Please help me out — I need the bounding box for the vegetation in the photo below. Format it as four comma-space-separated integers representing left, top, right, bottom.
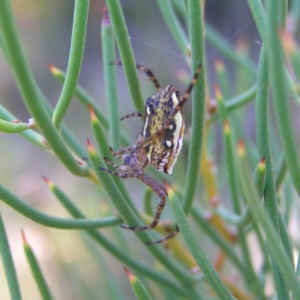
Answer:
1, 0, 300, 299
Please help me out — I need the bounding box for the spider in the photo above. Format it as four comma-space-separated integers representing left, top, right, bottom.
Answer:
100, 62, 201, 244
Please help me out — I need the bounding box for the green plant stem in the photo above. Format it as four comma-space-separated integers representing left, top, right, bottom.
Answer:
0, 105, 49, 150
210, 84, 257, 122
102, 9, 120, 149
283, 176, 294, 225
82, 237, 126, 300
262, 2, 300, 197
38, 84, 93, 167
278, 213, 293, 267
22, 232, 53, 300
0, 0, 90, 177
52, 0, 89, 129
247, 0, 300, 107
247, 0, 267, 41
215, 158, 266, 228
237, 155, 300, 299
52, 169, 194, 299
90, 108, 139, 216
105, 0, 144, 112
168, 189, 234, 300
226, 84, 257, 111
214, 206, 250, 227
49, 64, 132, 147
190, 207, 246, 276
296, 253, 300, 278
223, 123, 263, 297
156, 0, 189, 59
87, 143, 200, 287
275, 154, 287, 191
205, 23, 257, 76
143, 188, 153, 217
0, 213, 22, 300
183, 0, 206, 213
0, 119, 32, 133
255, 46, 289, 298
0, 184, 121, 229
125, 268, 153, 300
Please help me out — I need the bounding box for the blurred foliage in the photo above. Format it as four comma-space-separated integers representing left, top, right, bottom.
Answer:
1, 0, 300, 299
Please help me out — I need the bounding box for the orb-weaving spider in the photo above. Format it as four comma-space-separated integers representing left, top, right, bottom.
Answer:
100, 62, 201, 244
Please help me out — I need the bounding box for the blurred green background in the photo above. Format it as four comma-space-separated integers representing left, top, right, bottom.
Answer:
1, 0, 298, 299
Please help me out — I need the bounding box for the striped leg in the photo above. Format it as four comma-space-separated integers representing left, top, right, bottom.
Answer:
111, 61, 161, 90
121, 174, 167, 231
100, 167, 136, 179
103, 157, 131, 172
146, 225, 180, 245
136, 64, 161, 90
120, 112, 144, 121
109, 146, 133, 158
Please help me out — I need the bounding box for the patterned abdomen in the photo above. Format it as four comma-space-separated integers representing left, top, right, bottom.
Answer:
142, 85, 185, 174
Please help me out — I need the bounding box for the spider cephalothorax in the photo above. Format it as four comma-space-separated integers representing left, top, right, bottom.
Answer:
100, 63, 201, 244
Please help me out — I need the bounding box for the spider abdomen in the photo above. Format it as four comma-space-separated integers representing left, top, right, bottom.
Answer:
143, 85, 185, 174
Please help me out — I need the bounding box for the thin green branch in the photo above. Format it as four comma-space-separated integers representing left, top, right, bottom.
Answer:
210, 84, 257, 122
278, 213, 293, 267
0, 0, 90, 177
183, 0, 206, 213
89, 106, 139, 216
105, 0, 144, 112
143, 188, 154, 217
22, 231, 53, 300
0, 118, 33, 133
237, 154, 300, 299
226, 84, 257, 111
0, 105, 49, 150
223, 121, 263, 297
275, 154, 287, 191
52, 0, 90, 129
0, 213, 22, 300
251, 0, 300, 197
102, 7, 120, 149
156, 0, 189, 59
0, 183, 121, 229
87, 141, 201, 287
48, 64, 132, 146
247, 0, 300, 106
190, 207, 246, 276
205, 23, 257, 76
247, 0, 267, 41
125, 268, 153, 300
53, 182, 193, 299
167, 187, 234, 300
256, 45, 289, 298
214, 157, 266, 229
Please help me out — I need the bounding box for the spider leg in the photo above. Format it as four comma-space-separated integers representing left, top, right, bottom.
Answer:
120, 112, 145, 121
168, 64, 202, 120
136, 64, 161, 90
110, 60, 161, 90
109, 146, 133, 158
146, 225, 180, 245
103, 157, 131, 172
120, 174, 167, 231
100, 167, 136, 179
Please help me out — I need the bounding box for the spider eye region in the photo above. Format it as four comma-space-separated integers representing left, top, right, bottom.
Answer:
142, 86, 185, 175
